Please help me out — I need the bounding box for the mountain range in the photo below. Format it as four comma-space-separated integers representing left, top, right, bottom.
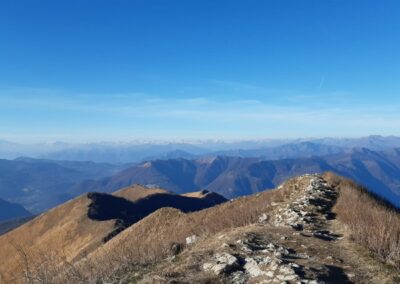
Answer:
1, 137, 400, 221
1, 135, 400, 163
70, 148, 400, 207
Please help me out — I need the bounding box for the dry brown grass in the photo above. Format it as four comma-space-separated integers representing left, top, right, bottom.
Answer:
30, 173, 400, 283
325, 172, 400, 269
53, 176, 310, 282
2, 184, 258, 283
15, 173, 400, 283
0, 195, 116, 283
6, 176, 304, 283
113, 185, 169, 201
0, 185, 187, 283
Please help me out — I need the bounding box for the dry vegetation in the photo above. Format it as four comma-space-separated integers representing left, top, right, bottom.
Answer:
0, 195, 116, 283
113, 185, 169, 201
9, 177, 306, 283
6, 174, 400, 283
0, 185, 194, 283
326, 172, 400, 268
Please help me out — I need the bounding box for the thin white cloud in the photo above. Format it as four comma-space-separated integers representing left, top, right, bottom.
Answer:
1, 87, 400, 140
210, 79, 280, 93
317, 76, 325, 91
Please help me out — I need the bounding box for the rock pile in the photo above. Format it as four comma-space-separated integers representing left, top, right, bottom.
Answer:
273, 175, 338, 235
203, 234, 319, 283
202, 175, 344, 283
203, 253, 240, 275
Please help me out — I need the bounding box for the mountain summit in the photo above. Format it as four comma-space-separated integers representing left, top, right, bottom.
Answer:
0, 173, 399, 283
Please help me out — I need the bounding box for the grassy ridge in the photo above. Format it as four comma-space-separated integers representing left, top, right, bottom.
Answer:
326, 172, 400, 268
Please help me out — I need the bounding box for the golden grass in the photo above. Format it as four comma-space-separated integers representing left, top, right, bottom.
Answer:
113, 185, 169, 201
325, 172, 400, 268
0, 185, 232, 283
181, 191, 209, 198
56, 176, 310, 282
77, 173, 400, 282
6, 179, 294, 283
0, 195, 115, 283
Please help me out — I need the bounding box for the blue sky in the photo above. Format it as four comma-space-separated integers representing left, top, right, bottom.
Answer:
1, 0, 400, 142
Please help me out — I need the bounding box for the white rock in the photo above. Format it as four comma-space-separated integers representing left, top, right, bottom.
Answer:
203, 263, 213, 270
284, 274, 297, 281
215, 253, 238, 265
185, 235, 197, 245
279, 265, 294, 275
244, 258, 264, 277
203, 253, 239, 275
259, 213, 269, 223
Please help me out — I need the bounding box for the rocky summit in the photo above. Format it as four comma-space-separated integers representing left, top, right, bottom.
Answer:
137, 174, 399, 284
200, 175, 345, 283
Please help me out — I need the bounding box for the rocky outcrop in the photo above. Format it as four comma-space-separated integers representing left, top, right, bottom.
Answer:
272, 175, 338, 230
203, 253, 240, 275
200, 175, 351, 283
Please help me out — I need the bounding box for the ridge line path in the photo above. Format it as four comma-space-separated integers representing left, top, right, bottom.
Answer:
139, 174, 397, 284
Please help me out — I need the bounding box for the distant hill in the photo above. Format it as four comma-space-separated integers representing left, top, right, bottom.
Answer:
0, 198, 31, 222
2, 141, 400, 214
0, 158, 128, 213
41, 143, 206, 163
71, 148, 400, 207
313, 135, 400, 151
0, 136, 399, 163
213, 141, 343, 160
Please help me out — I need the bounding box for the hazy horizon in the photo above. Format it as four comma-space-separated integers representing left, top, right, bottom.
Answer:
1, 134, 400, 146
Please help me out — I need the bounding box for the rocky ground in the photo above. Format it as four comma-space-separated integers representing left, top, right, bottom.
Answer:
130, 174, 398, 284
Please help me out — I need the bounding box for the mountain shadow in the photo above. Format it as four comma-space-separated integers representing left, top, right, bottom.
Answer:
87, 190, 227, 241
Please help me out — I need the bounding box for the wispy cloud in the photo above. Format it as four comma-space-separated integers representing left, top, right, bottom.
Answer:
317, 76, 325, 92
1, 86, 399, 141
210, 79, 281, 94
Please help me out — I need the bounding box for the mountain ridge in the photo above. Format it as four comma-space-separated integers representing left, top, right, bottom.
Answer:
0, 185, 226, 282
70, 148, 400, 207
7, 173, 398, 283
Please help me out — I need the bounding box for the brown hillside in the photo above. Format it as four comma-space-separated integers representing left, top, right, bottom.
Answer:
0, 195, 115, 283
51, 174, 400, 284
113, 185, 169, 201
181, 189, 210, 198
2, 174, 400, 283
0, 185, 225, 283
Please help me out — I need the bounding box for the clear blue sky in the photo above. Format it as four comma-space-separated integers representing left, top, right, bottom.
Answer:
1, 0, 400, 142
